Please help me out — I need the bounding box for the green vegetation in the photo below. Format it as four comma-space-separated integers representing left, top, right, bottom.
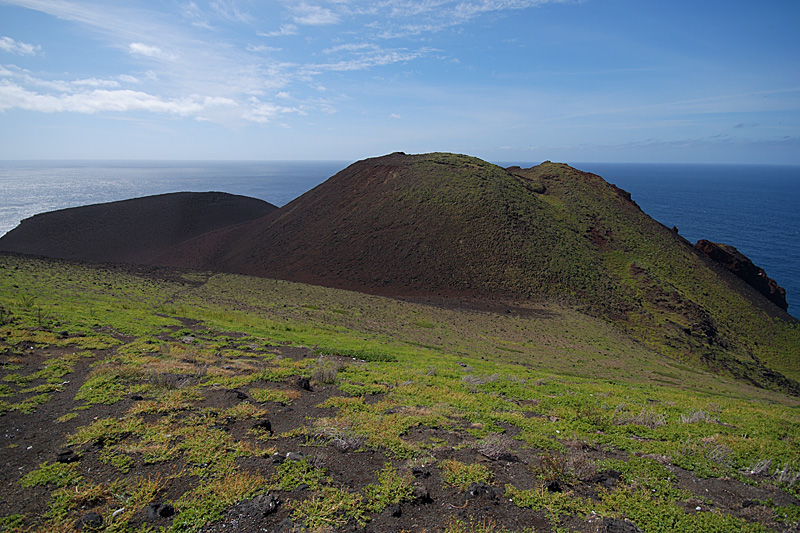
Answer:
0, 253, 798, 532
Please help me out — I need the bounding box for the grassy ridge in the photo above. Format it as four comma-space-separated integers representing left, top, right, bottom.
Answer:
1, 253, 799, 532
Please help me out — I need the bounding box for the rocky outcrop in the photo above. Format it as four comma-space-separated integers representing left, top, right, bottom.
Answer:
695, 239, 788, 310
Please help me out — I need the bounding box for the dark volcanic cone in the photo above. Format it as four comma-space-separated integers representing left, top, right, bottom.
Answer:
157, 152, 799, 394
0, 192, 276, 264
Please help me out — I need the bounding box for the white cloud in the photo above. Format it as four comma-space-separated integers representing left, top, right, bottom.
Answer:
243, 97, 303, 123
291, 2, 339, 26
258, 24, 298, 37
210, 0, 252, 23
309, 48, 428, 72
72, 77, 120, 88
390, 113, 401, 119
0, 80, 235, 116
180, 1, 213, 29
0, 36, 42, 56
247, 44, 282, 53
129, 42, 177, 61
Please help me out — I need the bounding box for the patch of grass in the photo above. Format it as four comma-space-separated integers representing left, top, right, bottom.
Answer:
440, 459, 493, 491
9, 393, 52, 414
99, 448, 134, 474
68, 416, 143, 447
0, 514, 24, 531
444, 516, 533, 533
74, 369, 133, 406
291, 486, 367, 531
270, 458, 330, 492
248, 387, 300, 404
310, 355, 345, 384
363, 463, 414, 512
599, 486, 766, 532
506, 484, 590, 522
171, 472, 268, 533
20, 462, 83, 488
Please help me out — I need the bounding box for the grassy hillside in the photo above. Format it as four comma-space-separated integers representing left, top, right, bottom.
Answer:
1, 254, 798, 532
160, 153, 800, 395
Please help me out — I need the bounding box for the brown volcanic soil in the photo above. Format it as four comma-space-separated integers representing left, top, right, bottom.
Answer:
2, 312, 797, 533
0, 192, 276, 265
154, 153, 608, 300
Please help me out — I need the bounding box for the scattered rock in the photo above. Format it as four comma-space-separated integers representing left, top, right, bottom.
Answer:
145, 503, 174, 520
252, 419, 272, 433
129, 394, 144, 401
56, 450, 80, 463
389, 503, 402, 517
412, 484, 433, 504
546, 480, 562, 493
588, 469, 622, 488
272, 518, 306, 532
75, 511, 103, 530
411, 466, 431, 478
234, 390, 248, 400
243, 493, 279, 516
297, 377, 312, 391
602, 517, 643, 533
466, 482, 503, 500
285, 452, 304, 462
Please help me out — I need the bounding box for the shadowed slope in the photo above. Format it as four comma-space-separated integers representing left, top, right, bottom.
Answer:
0, 192, 276, 265
159, 152, 800, 393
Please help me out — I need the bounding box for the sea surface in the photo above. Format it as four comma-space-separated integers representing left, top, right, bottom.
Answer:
0, 160, 798, 316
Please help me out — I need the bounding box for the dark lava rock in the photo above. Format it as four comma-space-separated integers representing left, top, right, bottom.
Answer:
253, 419, 272, 433
244, 493, 279, 516
412, 484, 433, 504
297, 377, 312, 391
57, 450, 80, 463
546, 480, 562, 493
145, 503, 174, 520
129, 394, 144, 401
75, 511, 103, 530
411, 466, 431, 478
695, 239, 788, 310
272, 518, 306, 532
466, 482, 503, 500
285, 451, 304, 462
588, 469, 622, 487
603, 517, 643, 533
389, 503, 402, 517
234, 390, 248, 400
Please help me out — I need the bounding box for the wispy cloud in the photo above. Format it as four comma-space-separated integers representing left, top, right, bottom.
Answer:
291, 2, 339, 26
210, 0, 253, 23
0, 36, 42, 56
0, 79, 233, 115
258, 24, 298, 37
128, 42, 177, 61
0, 0, 562, 128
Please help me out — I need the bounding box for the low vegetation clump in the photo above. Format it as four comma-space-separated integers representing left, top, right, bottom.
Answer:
0, 253, 798, 532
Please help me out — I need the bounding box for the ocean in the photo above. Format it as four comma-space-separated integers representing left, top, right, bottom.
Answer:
1, 160, 798, 316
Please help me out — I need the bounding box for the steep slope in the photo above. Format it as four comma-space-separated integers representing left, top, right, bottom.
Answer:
0, 192, 276, 265
159, 152, 800, 393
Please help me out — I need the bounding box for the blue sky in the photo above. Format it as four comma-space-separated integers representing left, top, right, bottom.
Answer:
0, 0, 798, 163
